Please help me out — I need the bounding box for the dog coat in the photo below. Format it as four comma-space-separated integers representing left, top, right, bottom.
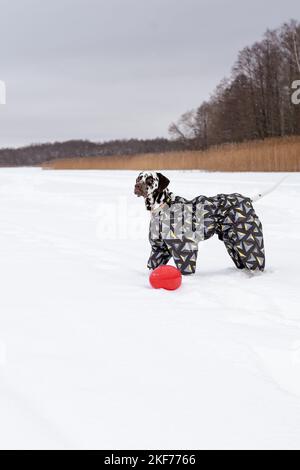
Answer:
148, 193, 265, 275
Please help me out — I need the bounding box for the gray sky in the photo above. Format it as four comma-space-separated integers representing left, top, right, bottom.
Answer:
0, 0, 298, 148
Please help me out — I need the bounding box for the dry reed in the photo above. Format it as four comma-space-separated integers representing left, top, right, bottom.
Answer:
43, 136, 300, 172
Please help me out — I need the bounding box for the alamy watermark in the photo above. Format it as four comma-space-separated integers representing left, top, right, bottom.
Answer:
291, 80, 300, 105
0, 340, 7, 367
96, 198, 205, 242
0, 80, 6, 104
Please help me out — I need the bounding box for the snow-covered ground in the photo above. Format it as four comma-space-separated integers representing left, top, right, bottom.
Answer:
0, 168, 300, 450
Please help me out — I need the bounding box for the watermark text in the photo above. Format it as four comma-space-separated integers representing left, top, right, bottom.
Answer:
291, 80, 300, 105
0, 80, 6, 104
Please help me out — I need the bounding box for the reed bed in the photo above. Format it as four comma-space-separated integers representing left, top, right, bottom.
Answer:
43, 136, 300, 171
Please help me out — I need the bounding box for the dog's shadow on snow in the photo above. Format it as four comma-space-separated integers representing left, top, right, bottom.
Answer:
197, 267, 242, 277
132, 266, 268, 286
188, 267, 266, 280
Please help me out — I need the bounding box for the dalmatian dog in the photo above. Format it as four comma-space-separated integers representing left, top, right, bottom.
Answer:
134, 171, 265, 275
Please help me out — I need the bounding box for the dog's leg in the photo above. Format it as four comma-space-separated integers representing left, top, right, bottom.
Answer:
147, 242, 172, 270
242, 213, 265, 272
221, 199, 265, 272
222, 239, 246, 270
165, 239, 198, 275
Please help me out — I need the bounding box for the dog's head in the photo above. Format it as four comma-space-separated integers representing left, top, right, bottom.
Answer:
134, 171, 170, 199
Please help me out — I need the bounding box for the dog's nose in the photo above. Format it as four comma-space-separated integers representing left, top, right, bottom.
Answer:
134, 183, 144, 196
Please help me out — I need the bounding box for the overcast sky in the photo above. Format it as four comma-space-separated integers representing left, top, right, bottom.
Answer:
0, 0, 298, 148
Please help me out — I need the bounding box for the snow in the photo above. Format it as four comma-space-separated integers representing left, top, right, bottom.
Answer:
0, 168, 300, 450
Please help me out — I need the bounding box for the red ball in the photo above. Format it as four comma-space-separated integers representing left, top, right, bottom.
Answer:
149, 265, 182, 291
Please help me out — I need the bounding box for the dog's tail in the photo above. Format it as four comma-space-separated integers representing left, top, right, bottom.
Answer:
251, 175, 288, 203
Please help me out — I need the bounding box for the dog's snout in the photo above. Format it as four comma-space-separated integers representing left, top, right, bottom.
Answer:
134, 182, 145, 196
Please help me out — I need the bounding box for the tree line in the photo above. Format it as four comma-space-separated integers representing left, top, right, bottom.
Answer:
0, 138, 183, 167
169, 20, 300, 149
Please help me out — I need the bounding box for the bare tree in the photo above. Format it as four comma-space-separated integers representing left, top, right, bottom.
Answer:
169, 110, 199, 147
293, 30, 300, 73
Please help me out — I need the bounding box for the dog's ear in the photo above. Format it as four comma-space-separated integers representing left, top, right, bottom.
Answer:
157, 173, 170, 192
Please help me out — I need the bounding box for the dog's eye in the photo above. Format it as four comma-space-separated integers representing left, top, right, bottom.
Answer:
146, 176, 154, 185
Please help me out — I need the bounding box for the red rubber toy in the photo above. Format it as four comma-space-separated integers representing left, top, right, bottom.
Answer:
149, 265, 182, 291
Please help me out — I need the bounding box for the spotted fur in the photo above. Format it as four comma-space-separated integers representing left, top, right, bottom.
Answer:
134, 172, 171, 211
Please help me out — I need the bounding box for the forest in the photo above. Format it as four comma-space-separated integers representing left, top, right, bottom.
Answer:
169, 20, 300, 149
